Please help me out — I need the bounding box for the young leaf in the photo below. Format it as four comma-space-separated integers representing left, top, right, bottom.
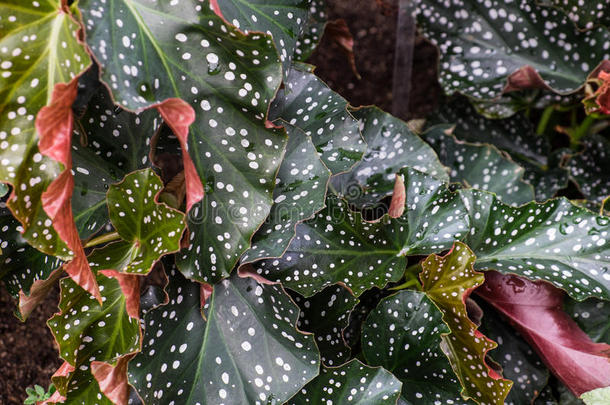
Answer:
333, 106, 448, 207
477, 300, 550, 405
0, 0, 90, 258
288, 359, 402, 404
270, 63, 365, 174
422, 125, 535, 206
129, 267, 320, 404
564, 297, 610, 344
567, 135, 610, 204
460, 189, 610, 301
87, 169, 185, 275
241, 123, 331, 264
581, 387, 610, 405
79, 0, 288, 283
412, 0, 610, 99
212, 0, 309, 78
72, 82, 161, 239
477, 271, 610, 397
361, 289, 468, 404
421, 242, 513, 405
293, 284, 358, 366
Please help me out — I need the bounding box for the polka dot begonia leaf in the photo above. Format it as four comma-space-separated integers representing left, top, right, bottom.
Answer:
294, 0, 326, 62
332, 106, 448, 208
420, 243, 513, 405
0, 206, 63, 299
78, 0, 288, 284
361, 289, 471, 404
254, 167, 468, 297
87, 169, 185, 275
270, 63, 365, 174
564, 296, 610, 344
47, 272, 140, 401
477, 300, 549, 405
213, 0, 309, 78
541, 0, 610, 30
460, 189, 610, 301
0, 0, 91, 258
288, 359, 402, 405
240, 122, 331, 265
0, 182, 7, 198
72, 81, 162, 240
293, 284, 358, 366
567, 134, 610, 204
128, 267, 320, 404
422, 125, 535, 206
431, 100, 568, 200
253, 194, 407, 297
412, 0, 610, 99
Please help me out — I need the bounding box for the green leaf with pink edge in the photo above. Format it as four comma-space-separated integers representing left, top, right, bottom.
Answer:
420, 242, 513, 405
87, 169, 185, 275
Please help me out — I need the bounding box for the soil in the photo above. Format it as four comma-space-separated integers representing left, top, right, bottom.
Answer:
0, 287, 61, 404
0, 1, 442, 403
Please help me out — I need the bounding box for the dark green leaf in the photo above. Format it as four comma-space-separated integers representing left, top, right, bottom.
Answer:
0, 183, 7, 198
215, 0, 309, 78
412, 0, 610, 98
288, 359, 402, 404
293, 284, 358, 366
129, 267, 320, 404
564, 297, 610, 344
270, 63, 365, 174
421, 242, 513, 404
88, 169, 185, 275
362, 289, 468, 404
333, 106, 448, 207
541, 0, 610, 30
241, 123, 330, 264
422, 125, 535, 206
567, 135, 610, 204
294, 0, 326, 61
461, 189, 610, 301
72, 81, 160, 239
80, 0, 288, 283
478, 300, 550, 405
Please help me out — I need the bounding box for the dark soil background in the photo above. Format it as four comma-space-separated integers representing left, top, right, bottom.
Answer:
0, 0, 441, 403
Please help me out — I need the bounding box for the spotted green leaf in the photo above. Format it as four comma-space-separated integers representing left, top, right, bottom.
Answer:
53, 368, 113, 405
215, 0, 309, 77
0, 205, 62, 298
477, 300, 550, 405
460, 189, 610, 301
79, 0, 288, 283
422, 125, 535, 206
270, 63, 365, 174
0, 0, 91, 258
565, 297, 610, 344
47, 273, 140, 397
412, 0, 610, 99
241, 123, 330, 264
421, 243, 513, 405
253, 194, 405, 297
87, 169, 185, 275
362, 290, 469, 404
293, 284, 358, 366
288, 359, 402, 404
255, 168, 468, 297
567, 135, 610, 204
541, 0, 610, 30
72, 79, 161, 239
333, 106, 448, 207
0, 182, 7, 198
294, 0, 326, 61
129, 266, 320, 404
432, 100, 568, 200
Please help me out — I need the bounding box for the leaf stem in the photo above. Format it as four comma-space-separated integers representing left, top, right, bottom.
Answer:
84, 231, 121, 248
536, 105, 554, 135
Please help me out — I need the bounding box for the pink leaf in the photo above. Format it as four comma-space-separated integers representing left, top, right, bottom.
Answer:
477, 271, 610, 396
91, 355, 135, 405
36, 79, 100, 303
